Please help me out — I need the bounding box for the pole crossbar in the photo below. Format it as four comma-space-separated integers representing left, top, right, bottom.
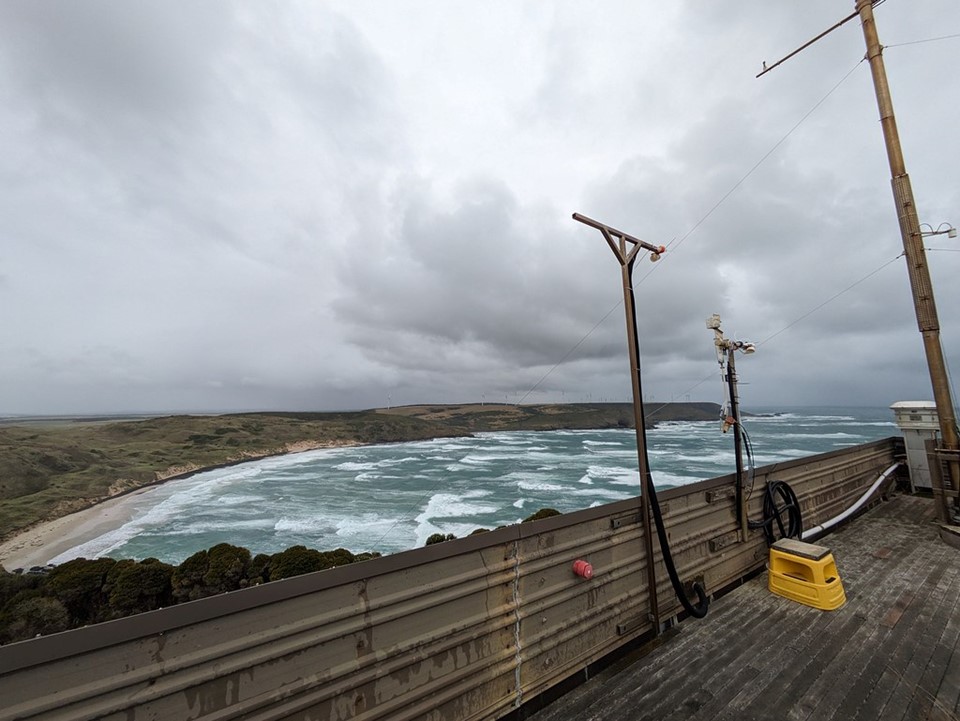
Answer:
572, 213, 665, 255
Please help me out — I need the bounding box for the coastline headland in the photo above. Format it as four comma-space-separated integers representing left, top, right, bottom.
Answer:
0, 402, 719, 569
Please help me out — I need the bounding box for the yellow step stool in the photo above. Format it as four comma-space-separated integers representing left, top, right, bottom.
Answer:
768, 538, 846, 611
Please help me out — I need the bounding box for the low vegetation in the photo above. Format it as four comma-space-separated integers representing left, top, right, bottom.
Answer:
0, 543, 381, 644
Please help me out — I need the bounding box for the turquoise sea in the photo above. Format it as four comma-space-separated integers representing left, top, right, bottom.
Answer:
50, 406, 900, 565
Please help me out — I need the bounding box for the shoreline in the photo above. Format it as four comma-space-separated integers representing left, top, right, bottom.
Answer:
0, 439, 363, 571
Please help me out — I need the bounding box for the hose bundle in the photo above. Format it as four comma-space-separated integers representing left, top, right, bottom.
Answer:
748, 480, 803, 545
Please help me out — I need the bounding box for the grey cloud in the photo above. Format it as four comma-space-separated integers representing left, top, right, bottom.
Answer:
2, 0, 956, 414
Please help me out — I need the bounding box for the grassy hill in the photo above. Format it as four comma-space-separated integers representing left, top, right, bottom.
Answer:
0, 402, 718, 539
381, 401, 720, 431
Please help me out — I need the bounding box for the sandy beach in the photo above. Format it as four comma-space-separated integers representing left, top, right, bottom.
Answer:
0, 438, 363, 571
0, 487, 155, 570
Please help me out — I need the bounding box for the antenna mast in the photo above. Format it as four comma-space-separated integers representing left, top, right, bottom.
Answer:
759, 0, 959, 523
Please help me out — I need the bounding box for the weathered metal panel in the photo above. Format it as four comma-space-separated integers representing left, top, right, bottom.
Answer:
0, 438, 901, 721
515, 514, 650, 702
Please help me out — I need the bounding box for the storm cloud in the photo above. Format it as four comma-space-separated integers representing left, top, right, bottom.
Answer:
2, 1, 957, 414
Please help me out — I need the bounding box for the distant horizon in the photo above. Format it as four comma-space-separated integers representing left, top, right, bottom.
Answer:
0, 400, 922, 421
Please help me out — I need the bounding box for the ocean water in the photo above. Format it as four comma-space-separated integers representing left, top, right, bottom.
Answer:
50, 406, 900, 565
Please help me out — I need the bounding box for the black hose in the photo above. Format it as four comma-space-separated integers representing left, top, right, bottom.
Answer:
747, 480, 803, 545
646, 474, 710, 619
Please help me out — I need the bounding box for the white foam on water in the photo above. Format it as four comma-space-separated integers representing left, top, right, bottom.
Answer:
458, 454, 494, 466
651, 470, 703, 487
513, 498, 526, 508
777, 432, 862, 439
578, 474, 593, 484
432, 442, 476, 452
516, 480, 565, 492
274, 516, 338, 535
418, 491, 500, 520
585, 465, 639, 486
571, 488, 632, 499
170, 519, 275, 535
217, 494, 266, 506
334, 461, 378, 471
336, 513, 403, 538
49, 471, 249, 563
583, 440, 623, 447
674, 450, 736, 463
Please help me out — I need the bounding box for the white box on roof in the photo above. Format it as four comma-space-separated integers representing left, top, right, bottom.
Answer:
890, 401, 939, 491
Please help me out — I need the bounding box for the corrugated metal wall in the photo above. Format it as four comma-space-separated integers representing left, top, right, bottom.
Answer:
0, 438, 901, 721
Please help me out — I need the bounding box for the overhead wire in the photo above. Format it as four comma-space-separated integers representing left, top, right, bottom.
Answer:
758, 254, 903, 347
515, 57, 868, 408
885, 32, 960, 48
368, 35, 912, 553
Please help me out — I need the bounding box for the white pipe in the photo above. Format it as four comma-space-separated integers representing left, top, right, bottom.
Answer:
801, 462, 901, 540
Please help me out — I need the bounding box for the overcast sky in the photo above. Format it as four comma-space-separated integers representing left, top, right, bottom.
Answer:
2, 1, 958, 415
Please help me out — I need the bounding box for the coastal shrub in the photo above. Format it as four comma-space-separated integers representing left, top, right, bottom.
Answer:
0, 567, 42, 608
246, 553, 272, 585
104, 559, 174, 617
316, 548, 355, 570
522, 508, 561, 523
169, 543, 256, 601
0, 542, 378, 644
171, 550, 210, 602
46, 557, 118, 625
0, 592, 70, 643
204, 544, 251, 594
268, 546, 325, 580
425, 533, 456, 545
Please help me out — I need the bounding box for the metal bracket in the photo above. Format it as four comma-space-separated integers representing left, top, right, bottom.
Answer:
616, 615, 648, 636
706, 487, 736, 503
709, 533, 739, 552
611, 513, 641, 529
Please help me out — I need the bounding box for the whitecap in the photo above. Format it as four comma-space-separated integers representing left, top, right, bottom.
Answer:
517, 480, 565, 492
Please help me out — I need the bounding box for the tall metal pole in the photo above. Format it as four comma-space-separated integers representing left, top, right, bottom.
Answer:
620, 253, 661, 630
573, 212, 664, 632
856, 0, 959, 522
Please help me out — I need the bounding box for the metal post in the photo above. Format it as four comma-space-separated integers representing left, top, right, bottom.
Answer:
856, 0, 960, 522
572, 212, 663, 632
725, 347, 748, 538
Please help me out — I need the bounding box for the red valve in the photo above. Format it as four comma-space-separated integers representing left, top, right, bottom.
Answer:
572, 559, 594, 579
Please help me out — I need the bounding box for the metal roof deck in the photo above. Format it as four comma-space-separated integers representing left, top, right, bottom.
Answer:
528, 494, 960, 721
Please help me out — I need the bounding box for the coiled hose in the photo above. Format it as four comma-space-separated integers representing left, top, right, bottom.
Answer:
748, 480, 803, 545
646, 474, 710, 619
